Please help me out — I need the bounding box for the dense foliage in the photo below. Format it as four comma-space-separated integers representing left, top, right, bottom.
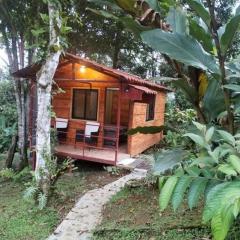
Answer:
156, 122, 240, 240
97, 1, 240, 239
0, 79, 17, 152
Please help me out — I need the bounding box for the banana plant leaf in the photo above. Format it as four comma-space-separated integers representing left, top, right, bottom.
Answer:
166, 6, 188, 35
87, 8, 150, 37
189, 19, 213, 53
185, 0, 211, 28
220, 5, 240, 56
141, 29, 219, 74
172, 78, 199, 105
202, 78, 225, 121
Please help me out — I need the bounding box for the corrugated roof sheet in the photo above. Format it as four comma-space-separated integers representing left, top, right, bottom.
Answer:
129, 84, 157, 94
12, 52, 171, 92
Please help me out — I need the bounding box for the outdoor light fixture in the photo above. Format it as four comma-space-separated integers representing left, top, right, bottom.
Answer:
80, 65, 86, 73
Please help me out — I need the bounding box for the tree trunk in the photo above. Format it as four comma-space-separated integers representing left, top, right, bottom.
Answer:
35, 1, 62, 191
1, 25, 29, 170
5, 135, 18, 168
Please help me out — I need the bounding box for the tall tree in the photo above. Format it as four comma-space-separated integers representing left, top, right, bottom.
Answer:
0, 0, 43, 169
35, 0, 63, 192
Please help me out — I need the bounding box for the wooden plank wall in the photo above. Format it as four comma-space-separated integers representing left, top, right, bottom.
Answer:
52, 63, 130, 146
29, 62, 166, 158
128, 92, 166, 156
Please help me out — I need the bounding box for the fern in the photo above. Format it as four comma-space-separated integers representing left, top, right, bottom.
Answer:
159, 176, 178, 211
23, 186, 38, 200
188, 178, 208, 210
38, 192, 47, 210
171, 175, 192, 211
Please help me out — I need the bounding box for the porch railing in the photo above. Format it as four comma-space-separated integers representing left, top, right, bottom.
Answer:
55, 122, 123, 165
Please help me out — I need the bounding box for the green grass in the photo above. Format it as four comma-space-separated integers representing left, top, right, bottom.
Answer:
0, 181, 58, 240
0, 155, 122, 240
92, 186, 210, 240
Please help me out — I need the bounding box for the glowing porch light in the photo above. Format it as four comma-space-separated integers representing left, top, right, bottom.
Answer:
79, 65, 86, 73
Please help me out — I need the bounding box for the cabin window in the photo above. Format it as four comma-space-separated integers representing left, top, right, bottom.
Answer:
72, 89, 98, 120
146, 95, 155, 121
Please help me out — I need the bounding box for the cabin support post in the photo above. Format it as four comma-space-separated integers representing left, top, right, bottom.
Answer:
115, 81, 122, 165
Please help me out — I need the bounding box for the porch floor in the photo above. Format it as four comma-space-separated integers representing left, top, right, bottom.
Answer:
55, 143, 131, 165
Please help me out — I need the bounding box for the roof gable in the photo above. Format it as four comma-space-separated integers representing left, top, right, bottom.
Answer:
12, 52, 170, 92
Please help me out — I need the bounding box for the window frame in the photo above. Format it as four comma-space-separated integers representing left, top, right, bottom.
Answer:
71, 88, 99, 121
145, 95, 155, 122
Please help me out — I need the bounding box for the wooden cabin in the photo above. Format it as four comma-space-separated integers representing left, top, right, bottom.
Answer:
13, 53, 169, 166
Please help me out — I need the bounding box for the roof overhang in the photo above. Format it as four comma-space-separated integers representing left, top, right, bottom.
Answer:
129, 84, 157, 95
12, 53, 172, 92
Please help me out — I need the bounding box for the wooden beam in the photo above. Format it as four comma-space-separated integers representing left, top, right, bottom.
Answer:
115, 81, 122, 165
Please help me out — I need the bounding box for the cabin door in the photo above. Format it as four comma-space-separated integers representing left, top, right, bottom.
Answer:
105, 88, 119, 125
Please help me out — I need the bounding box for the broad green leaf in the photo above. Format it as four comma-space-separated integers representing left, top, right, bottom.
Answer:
172, 175, 192, 211
232, 200, 240, 218
201, 168, 214, 178
192, 121, 206, 132
119, 16, 151, 37
217, 130, 235, 146
208, 147, 220, 163
218, 164, 237, 176
183, 133, 206, 147
229, 155, 240, 174
211, 209, 232, 240
186, 0, 211, 28
188, 178, 208, 209
158, 176, 165, 189
172, 78, 198, 105
189, 18, 213, 53
202, 78, 225, 122
186, 166, 201, 176
203, 182, 231, 223
153, 149, 187, 175
167, 7, 188, 35
224, 84, 240, 92
204, 180, 221, 198
205, 126, 214, 142
191, 156, 216, 166
220, 6, 240, 56
159, 176, 178, 210
141, 30, 219, 74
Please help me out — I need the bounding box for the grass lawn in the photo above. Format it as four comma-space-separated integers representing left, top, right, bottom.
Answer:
0, 154, 125, 240
92, 185, 211, 240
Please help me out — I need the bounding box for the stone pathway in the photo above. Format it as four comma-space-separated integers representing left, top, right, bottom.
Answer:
47, 169, 147, 240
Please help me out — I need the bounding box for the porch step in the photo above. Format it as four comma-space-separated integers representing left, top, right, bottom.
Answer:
117, 154, 154, 171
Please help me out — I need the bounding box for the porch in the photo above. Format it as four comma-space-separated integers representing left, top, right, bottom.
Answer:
55, 143, 132, 165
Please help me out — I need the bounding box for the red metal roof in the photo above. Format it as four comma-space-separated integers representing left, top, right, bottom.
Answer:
12, 52, 171, 92
129, 84, 157, 94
